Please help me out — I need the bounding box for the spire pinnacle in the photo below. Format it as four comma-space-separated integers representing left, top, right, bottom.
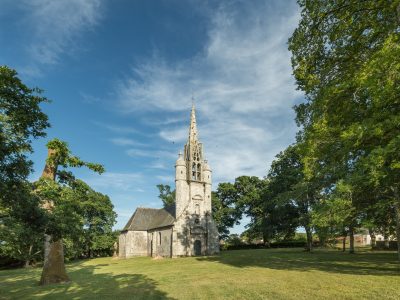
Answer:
189, 101, 198, 141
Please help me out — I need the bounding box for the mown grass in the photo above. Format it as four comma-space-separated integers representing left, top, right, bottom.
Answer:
0, 248, 399, 299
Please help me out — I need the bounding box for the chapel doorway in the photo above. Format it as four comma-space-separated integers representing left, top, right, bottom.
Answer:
194, 240, 202, 256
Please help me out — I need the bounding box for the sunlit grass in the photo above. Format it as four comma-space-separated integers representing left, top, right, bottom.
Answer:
0, 248, 399, 299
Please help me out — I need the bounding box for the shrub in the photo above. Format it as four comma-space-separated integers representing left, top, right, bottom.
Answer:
373, 241, 397, 250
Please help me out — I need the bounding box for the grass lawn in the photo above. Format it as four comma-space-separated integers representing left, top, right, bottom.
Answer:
0, 248, 399, 299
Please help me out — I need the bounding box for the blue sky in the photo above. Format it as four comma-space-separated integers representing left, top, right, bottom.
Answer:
1, 0, 303, 234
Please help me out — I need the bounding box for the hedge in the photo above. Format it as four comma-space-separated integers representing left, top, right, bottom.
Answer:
373, 241, 398, 250
223, 240, 320, 251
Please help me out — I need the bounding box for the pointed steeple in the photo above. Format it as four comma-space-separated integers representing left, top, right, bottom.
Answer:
188, 102, 198, 142
183, 101, 204, 181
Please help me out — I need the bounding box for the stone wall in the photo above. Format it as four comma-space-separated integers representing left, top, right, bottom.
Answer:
118, 232, 127, 258
172, 213, 219, 257
148, 227, 173, 257
118, 230, 147, 258
207, 219, 220, 255
173, 216, 190, 256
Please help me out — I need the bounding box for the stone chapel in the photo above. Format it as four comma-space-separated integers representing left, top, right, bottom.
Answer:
118, 104, 220, 258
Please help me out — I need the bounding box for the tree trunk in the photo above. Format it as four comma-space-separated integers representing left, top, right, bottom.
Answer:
24, 244, 33, 268
112, 241, 118, 258
317, 229, 327, 248
39, 235, 70, 285
349, 225, 355, 254
305, 226, 313, 252
383, 230, 390, 249
368, 228, 376, 248
39, 148, 70, 285
394, 187, 400, 262
342, 230, 347, 252
262, 232, 270, 247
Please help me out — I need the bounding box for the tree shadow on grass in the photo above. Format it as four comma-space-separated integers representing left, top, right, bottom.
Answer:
3, 264, 175, 300
196, 249, 400, 276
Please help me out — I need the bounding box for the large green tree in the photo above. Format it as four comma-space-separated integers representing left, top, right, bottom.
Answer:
289, 0, 400, 259
74, 180, 117, 258
266, 145, 318, 251
0, 66, 49, 267
0, 203, 44, 267
212, 184, 242, 239
0, 65, 49, 220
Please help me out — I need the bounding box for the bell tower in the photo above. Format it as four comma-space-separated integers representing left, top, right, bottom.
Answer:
175, 103, 212, 217
173, 103, 217, 256
184, 103, 204, 181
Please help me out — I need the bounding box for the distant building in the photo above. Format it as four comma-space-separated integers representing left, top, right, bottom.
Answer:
119, 104, 219, 258
353, 232, 386, 246
336, 230, 388, 246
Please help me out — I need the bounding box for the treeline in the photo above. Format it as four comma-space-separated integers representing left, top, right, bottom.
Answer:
215, 1, 400, 259
220, 233, 320, 251
1, 180, 118, 268
0, 66, 117, 284
288, 1, 400, 259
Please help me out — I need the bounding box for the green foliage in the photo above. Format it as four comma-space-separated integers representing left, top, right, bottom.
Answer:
212, 184, 242, 239
34, 178, 116, 256
0, 67, 115, 267
312, 181, 355, 230
0, 214, 43, 266
263, 145, 317, 249
224, 234, 244, 247
34, 138, 107, 239
75, 180, 117, 258
156, 184, 176, 208
288, 0, 400, 256
46, 138, 105, 175
0, 65, 49, 210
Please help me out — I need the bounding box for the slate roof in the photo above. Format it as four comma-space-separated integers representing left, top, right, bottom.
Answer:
122, 205, 175, 231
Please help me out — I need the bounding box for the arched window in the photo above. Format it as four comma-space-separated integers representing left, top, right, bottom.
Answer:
197, 163, 201, 181
195, 204, 200, 215
192, 163, 196, 180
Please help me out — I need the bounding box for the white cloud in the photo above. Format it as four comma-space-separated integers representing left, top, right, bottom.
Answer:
126, 148, 176, 159
149, 162, 168, 169
115, 1, 302, 183
21, 0, 103, 70
110, 138, 146, 147
83, 172, 143, 192
92, 122, 143, 135
80, 92, 101, 104
156, 175, 175, 185
159, 127, 188, 143
116, 209, 134, 218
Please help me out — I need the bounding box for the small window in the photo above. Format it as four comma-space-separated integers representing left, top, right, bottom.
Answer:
159, 232, 161, 245
195, 218, 200, 224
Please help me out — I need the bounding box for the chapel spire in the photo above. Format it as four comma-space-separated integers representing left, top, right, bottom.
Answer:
188, 102, 198, 142
182, 101, 204, 181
